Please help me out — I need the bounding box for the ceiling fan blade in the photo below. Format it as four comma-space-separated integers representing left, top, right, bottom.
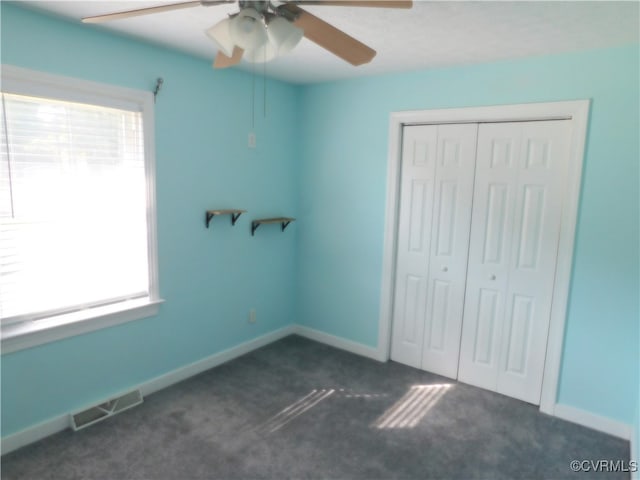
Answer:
282, 4, 375, 66
213, 46, 244, 69
291, 1, 412, 8
82, 1, 232, 24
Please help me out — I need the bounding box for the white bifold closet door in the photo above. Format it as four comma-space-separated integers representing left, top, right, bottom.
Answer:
457, 120, 571, 404
391, 119, 572, 406
390, 124, 478, 375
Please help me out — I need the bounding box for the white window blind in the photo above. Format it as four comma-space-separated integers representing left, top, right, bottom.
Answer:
0, 92, 150, 323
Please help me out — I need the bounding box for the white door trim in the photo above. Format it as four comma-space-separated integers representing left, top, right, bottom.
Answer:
378, 100, 590, 415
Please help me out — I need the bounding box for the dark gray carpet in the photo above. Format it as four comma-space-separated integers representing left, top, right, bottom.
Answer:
2, 335, 630, 479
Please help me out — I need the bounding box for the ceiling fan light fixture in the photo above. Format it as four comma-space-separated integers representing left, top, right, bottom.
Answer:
229, 8, 268, 51
245, 40, 278, 64
205, 17, 234, 57
267, 16, 303, 55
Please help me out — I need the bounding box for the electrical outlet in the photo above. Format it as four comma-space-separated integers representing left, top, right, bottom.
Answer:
248, 308, 256, 324
248, 132, 256, 149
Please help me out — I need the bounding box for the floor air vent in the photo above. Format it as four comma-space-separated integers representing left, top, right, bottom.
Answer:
71, 389, 143, 431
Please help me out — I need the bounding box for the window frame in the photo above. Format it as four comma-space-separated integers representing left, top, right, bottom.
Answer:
0, 65, 162, 354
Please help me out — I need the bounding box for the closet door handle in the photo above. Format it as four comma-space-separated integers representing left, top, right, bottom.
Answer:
442, 266, 448, 272
489, 274, 496, 280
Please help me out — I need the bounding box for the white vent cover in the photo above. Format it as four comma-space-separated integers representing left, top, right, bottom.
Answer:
71, 389, 143, 431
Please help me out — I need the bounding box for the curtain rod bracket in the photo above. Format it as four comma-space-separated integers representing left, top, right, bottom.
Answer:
153, 77, 163, 102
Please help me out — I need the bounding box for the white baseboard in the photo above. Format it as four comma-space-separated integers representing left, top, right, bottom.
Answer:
1, 325, 295, 456
141, 325, 296, 396
292, 325, 384, 362
1, 414, 70, 457
553, 403, 632, 440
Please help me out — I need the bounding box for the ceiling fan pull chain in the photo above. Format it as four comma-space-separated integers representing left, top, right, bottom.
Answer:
251, 59, 256, 130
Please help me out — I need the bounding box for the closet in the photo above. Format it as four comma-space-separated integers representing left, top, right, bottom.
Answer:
390, 119, 572, 405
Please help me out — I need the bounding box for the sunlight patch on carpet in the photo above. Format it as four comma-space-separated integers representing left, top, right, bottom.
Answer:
372, 384, 452, 429
256, 389, 334, 433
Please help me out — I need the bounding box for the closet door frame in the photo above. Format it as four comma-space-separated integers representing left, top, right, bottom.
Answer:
378, 100, 590, 416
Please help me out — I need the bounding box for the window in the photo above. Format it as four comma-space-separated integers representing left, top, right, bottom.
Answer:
0, 66, 161, 353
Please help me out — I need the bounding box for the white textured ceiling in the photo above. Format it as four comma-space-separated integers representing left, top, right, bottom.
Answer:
17, 1, 640, 84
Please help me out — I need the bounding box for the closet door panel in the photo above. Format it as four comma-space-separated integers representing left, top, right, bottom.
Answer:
458, 123, 520, 390
390, 125, 438, 368
497, 120, 571, 403
459, 120, 571, 404
420, 124, 478, 378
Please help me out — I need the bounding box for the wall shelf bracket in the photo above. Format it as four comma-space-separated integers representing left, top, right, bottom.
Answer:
205, 209, 247, 228
251, 217, 295, 236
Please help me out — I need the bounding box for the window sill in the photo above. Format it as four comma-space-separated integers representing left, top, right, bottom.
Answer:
1, 298, 164, 355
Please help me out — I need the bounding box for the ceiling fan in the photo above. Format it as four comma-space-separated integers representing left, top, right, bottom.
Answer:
82, 1, 413, 69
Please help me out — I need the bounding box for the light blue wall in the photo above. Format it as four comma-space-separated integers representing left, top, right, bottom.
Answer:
296, 45, 640, 425
1, 4, 299, 436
